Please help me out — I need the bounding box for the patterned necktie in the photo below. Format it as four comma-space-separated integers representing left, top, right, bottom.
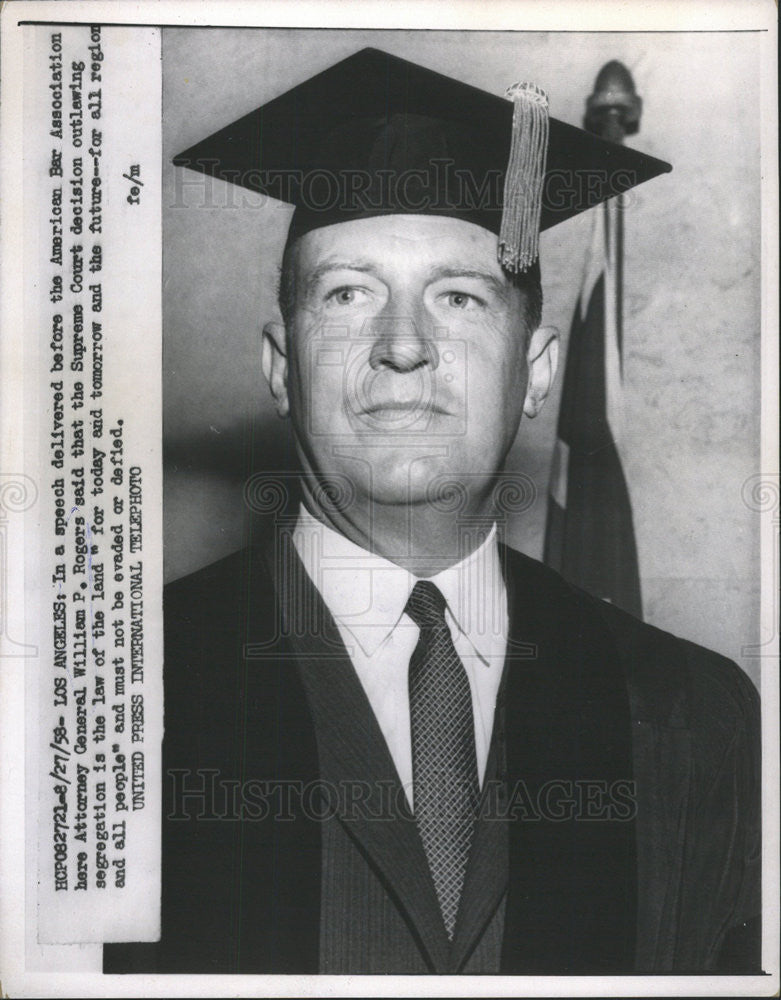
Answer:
405, 580, 479, 940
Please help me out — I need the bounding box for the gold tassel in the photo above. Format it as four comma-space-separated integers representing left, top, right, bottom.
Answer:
499, 81, 549, 273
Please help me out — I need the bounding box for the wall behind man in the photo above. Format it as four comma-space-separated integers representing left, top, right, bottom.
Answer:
162, 28, 761, 686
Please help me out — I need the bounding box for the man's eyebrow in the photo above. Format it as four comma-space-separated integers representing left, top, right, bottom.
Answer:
304, 260, 381, 294
427, 266, 508, 295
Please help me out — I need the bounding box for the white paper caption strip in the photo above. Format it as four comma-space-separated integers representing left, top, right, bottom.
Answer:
27, 23, 163, 945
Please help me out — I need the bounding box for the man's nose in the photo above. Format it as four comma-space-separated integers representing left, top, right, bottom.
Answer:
366, 310, 440, 373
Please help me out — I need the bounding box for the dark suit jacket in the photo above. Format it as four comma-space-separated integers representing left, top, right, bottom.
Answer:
105, 536, 761, 975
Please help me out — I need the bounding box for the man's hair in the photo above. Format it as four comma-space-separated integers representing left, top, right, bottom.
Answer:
277, 231, 543, 339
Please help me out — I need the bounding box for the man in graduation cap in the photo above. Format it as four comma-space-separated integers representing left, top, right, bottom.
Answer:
105, 48, 760, 976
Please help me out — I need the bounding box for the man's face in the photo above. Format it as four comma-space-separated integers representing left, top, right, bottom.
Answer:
271, 214, 544, 512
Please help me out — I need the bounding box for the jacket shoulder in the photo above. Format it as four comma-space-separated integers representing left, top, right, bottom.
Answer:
500, 544, 759, 735
162, 546, 278, 709
165, 545, 266, 607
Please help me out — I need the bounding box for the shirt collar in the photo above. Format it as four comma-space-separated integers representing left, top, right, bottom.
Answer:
292, 506, 506, 662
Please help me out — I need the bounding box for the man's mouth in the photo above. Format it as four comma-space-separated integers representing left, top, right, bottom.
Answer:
361, 400, 447, 414
358, 400, 452, 421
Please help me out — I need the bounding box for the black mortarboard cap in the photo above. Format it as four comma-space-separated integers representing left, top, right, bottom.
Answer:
173, 47, 671, 272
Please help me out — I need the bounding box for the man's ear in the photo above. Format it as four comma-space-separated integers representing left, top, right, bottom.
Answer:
523, 325, 559, 418
261, 321, 290, 418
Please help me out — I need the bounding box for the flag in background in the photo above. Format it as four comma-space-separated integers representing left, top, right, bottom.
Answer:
543, 197, 643, 619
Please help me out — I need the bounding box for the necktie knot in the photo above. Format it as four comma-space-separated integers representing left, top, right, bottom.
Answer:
405, 579, 448, 630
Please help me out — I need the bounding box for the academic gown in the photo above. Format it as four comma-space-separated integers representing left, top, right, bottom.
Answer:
104, 536, 761, 975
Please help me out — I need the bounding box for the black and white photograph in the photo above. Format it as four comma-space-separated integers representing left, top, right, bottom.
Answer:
0, 2, 777, 996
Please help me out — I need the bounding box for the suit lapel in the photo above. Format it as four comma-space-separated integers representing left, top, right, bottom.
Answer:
498, 544, 638, 973
450, 713, 509, 971
267, 534, 452, 972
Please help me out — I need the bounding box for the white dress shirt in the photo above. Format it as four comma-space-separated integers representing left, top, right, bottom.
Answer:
292, 507, 508, 809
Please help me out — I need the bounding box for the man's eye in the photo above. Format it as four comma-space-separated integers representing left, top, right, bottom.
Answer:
325, 286, 363, 306
445, 291, 480, 309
